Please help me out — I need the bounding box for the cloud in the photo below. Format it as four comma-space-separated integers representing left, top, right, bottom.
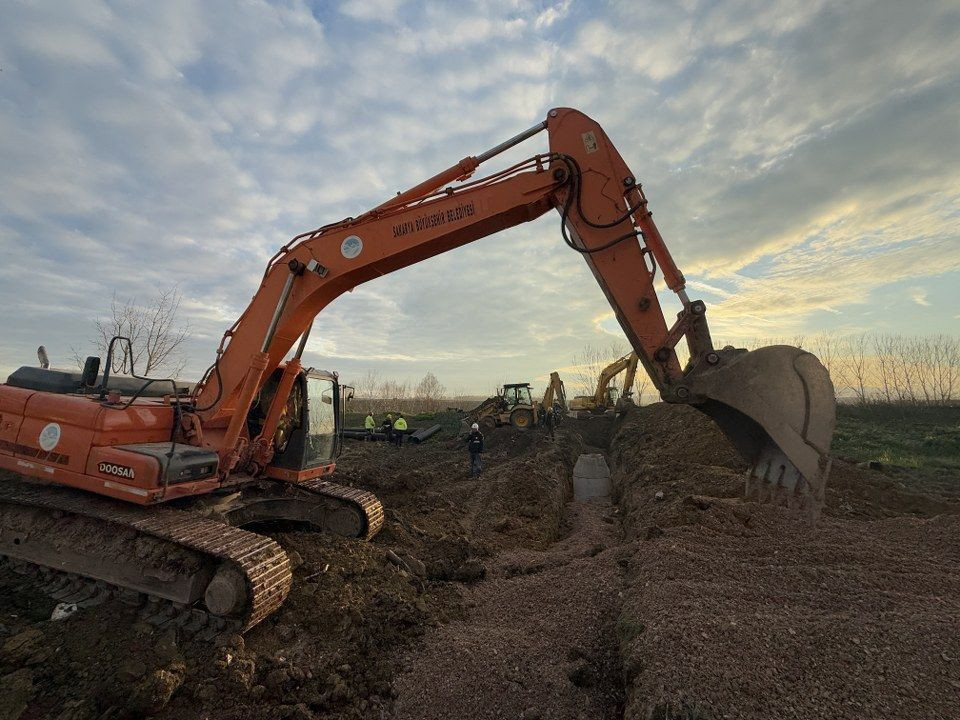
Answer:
0, 0, 957, 394
339, 0, 404, 23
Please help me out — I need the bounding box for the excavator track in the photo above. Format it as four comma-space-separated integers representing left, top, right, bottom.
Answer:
296, 479, 384, 540
0, 479, 292, 634
211, 478, 384, 541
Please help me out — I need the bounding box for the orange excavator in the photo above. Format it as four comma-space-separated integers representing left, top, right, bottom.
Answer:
0, 108, 835, 632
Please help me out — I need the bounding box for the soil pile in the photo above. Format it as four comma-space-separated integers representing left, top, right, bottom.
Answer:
0, 424, 571, 720
0, 528, 435, 720
611, 404, 960, 720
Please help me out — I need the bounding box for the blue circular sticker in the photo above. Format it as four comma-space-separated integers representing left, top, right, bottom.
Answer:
39, 423, 61, 451
341, 235, 363, 259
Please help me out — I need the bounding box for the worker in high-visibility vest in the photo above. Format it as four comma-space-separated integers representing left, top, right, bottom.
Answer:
393, 413, 408, 447
364, 411, 375, 435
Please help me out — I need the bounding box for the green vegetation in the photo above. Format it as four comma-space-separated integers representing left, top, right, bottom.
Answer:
833, 404, 960, 472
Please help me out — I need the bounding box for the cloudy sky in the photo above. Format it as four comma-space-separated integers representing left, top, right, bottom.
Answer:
1, 0, 958, 396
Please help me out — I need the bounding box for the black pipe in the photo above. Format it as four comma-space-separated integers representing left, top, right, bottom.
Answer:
409, 424, 442, 444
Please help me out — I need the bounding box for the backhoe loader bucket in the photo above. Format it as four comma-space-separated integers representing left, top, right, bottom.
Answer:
688, 345, 836, 520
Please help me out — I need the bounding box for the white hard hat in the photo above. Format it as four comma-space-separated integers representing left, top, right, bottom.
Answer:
471, 423, 479, 430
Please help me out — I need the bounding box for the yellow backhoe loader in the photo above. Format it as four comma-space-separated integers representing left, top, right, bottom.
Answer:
464, 383, 540, 430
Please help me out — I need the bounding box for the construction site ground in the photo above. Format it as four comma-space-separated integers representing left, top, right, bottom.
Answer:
0, 404, 958, 719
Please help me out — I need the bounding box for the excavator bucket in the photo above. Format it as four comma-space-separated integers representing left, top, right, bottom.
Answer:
689, 345, 836, 520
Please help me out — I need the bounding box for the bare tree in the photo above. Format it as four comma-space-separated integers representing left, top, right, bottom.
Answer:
930, 335, 960, 403
414, 372, 446, 413
838, 333, 869, 404
73, 286, 190, 378
633, 371, 651, 406
571, 341, 631, 396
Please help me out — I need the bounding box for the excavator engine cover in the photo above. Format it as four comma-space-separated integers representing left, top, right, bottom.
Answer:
686, 345, 836, 519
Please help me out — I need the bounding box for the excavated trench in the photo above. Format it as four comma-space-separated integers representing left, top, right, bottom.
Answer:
391, 418, 627, 720
392, 405, 960, 720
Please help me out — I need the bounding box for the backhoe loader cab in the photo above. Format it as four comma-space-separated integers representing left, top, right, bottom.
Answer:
502, 383, 534, 408
498, 383, 538, 429
463, 383, 540, 431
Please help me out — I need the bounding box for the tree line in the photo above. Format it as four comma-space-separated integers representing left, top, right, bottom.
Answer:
67, 287, 957, 408
797, 332, 959, 406
348, 369, 479, 415
572, 332, 960, 407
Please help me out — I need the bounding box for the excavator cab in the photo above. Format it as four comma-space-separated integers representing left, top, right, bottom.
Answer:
249, 367, 341, 479
605, 387, 621, 406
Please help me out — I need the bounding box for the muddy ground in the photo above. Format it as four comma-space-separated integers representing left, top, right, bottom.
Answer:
0, 405, 958, 719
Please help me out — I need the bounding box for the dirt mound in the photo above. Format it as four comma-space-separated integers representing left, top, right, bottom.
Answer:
610, 403, 960, 720
0, 533, 437, 720
0, 423, 571, 720
827, 460, 960, 520
612, 403, 745, 470
612, 403, 960, 525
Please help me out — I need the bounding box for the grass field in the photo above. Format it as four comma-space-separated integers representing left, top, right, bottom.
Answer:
833, 403, 960, 473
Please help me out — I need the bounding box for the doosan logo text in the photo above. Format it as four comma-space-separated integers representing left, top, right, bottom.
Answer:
98, 462, 135, 479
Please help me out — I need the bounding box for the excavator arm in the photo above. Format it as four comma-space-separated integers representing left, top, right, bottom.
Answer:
542, 372, 566, 411
193, 107, 835, 516
621, 353, 639, 400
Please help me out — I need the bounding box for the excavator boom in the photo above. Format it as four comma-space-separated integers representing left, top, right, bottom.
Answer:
189, 107, 833, 516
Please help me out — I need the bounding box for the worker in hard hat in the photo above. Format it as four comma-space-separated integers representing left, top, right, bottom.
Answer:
544, 407, 556, 440
467, 422, 485, 477
393, 413, 408, 447
381, 413, 394, 444
364, 411, 375, 438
